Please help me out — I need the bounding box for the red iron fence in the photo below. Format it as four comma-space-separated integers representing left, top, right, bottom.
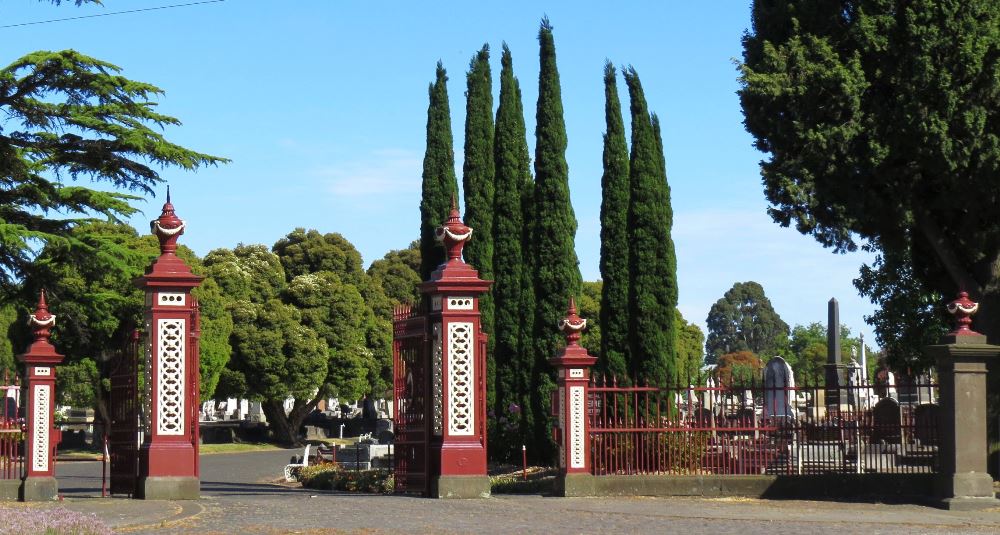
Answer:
1, 371, 24, 480
588, 375, 938, 476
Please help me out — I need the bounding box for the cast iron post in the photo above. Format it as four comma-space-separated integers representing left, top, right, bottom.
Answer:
18, 290, 64, 501
135, 190, 203, 500
924, 291, 1000, 510
550, 297, 597, 496
421, 199, 492, 498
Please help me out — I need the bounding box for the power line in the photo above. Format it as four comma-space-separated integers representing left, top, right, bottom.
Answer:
0, 0, 226, 29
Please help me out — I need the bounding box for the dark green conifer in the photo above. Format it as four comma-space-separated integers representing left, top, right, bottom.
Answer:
598, 62, 631, 382
462, 44, 497, 410
420, 62, 459, 281
492, 43, 535, 459
623, 67, 678, 386
528, 18, 582, 459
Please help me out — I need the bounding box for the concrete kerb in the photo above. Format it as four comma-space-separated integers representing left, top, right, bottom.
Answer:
554, 473, 941, 501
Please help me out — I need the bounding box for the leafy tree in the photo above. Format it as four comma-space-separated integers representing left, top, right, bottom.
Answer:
204, 244, 286, 304
675, 310, 705, 384
367, 241, 421, 307
273, 228, 365, 284
419, 62, 459, 281
705, 281, 789, 364
491, 43, 535, 460
229, 298, 328, 445
285, 272, 371, 401
0, 305, 17, 380
462, 44, 497, 411
715, 350, 763, 385
598, 62, 630, 381
787, 322, 874, 384
579, 280, 602, 356
0, 49, 224, 294
623, 67, 677, 386
738, 1, 1000, 366
527, 18, 582, 460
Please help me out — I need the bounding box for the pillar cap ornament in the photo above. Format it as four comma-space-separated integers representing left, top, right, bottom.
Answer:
151, 186, 186, 256
18, 289, 64, 364
137, 188, 203, 288
422, 196, 491, 291
550, 297, 597, 368
434, 196, 473, 262
946, 291, 980, 336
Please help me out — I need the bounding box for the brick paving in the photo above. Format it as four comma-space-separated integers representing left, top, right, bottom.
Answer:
5, 450, 998, 534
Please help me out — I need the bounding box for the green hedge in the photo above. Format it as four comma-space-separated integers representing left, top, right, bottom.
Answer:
296, 464, 394, 494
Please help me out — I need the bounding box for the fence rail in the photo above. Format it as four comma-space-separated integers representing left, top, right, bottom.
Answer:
588, 376, 938, 476
1, 377, 24, 481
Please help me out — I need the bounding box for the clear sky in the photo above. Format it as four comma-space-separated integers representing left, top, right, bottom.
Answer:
1, 0, 879, 349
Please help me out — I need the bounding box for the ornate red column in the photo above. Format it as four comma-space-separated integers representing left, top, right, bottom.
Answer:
135, 191, 203, 500
18, 290, 64, 501
550, 298, 597, 496
421, 201, 492, 498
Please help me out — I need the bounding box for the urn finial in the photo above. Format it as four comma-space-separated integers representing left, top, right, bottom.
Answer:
27, 289, 56, 343
435, 195, 473, 262
151, 187, 185, 254
946, 291, 980, 336
558, 296, 587, 347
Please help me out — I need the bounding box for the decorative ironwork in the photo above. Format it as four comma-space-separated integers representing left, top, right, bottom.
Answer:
447, 322, 473, 435
588, 376, 940, 476
109, 329, 140, 496
157, 319, 185, 435
32, 385, 49, 472
392, 305, 429, 495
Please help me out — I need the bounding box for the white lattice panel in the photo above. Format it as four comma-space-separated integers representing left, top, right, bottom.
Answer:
157, 318, 186, 435
34, 367, 50, 376
570, 386, 585, 469
569, 369, 584, 378
431, 323, 443, 436
33, 385, 50, 471
447, 322, 474, 435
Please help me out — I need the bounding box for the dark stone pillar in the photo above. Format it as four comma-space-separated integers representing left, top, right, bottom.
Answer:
924, 292, 1000, 510
825, 298, 846, 408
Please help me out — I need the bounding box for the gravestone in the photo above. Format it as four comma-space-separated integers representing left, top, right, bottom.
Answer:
913, 403, 939, 445
872, 397, 902, 444
763, 356, 795, 420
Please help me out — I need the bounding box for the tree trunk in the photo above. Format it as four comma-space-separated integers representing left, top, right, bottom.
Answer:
261, 396, 322, 447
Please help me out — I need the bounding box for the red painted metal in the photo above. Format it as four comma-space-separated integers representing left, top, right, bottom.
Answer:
392, 304, 429, 495
0, 371, 24, 481
588, 376, 940, 476
108, 329, 140, 496
945, 291, 980, 335
420, 200, 492, 482
18, 290, 65, 480
134, 192, 203, 487
548, 298, 598, 474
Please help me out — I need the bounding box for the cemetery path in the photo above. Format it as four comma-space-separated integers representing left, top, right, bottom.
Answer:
16, 452, 1000, 534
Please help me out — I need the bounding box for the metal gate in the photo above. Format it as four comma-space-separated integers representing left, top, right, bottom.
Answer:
108, 329, 140, 496
392, 305, 429, 495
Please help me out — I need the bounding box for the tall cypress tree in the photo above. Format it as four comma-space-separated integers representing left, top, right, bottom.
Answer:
420, 62, 459, 281
461, 44, 497, 410
623, 67, 678, 386
492, 43, 534, 459
529, 18, 582, 459
598, 62, 631, 382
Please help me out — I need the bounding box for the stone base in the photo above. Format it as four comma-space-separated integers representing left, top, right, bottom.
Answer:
934, 473, 999, 510
430, 475, 490, 499
935, 496, 1000, 511
137, 476, 199, 500
0, 479, 19, 501
554, 473, 595, 497
21, 476, 58, 501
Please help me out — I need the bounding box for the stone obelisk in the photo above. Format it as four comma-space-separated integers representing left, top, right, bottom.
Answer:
825, 298, 846, 409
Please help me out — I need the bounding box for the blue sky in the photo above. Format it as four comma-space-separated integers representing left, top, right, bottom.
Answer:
1, 1, 879, 348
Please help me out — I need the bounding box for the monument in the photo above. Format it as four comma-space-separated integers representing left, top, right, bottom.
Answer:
824, 298, 847, 409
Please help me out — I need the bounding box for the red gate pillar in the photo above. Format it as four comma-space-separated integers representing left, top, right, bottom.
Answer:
422, 202, 492, 498
549, 298, 597, 497
135, 192, 203, 500
18, 290, 64, 501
